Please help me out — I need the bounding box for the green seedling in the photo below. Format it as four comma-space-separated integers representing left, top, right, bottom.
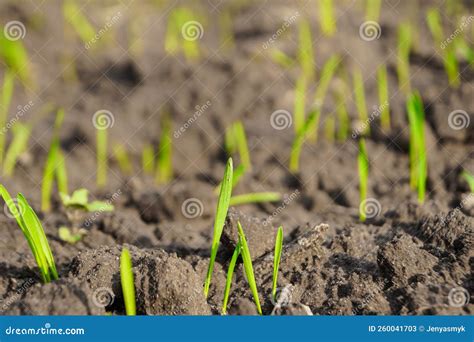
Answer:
358, 138, 369, 221
237, 221, 262, 315
293, 75, 307, 135
114, 144, 133, 175
204, 157, 233, 298
298, 18, 315, 81
165, 7, 203, 61
406, 91, 427, 203
59, 188, 113, 244
365, 0, 382, 21
63, 0, 96, 45
156, 114, 173, 184
377, 65, 390, 131
397, 22, 412, 94
214, 163, 245, 194
309, 55, 340, 142
120, 248, 137, 316
58, 226, 87, 244
60, 188, 114, 212
0, 32, 32, 86
426, 8, 460, 87
319, 0, 336, 36
461, 171, 474, 192
142, 143, 155, 175
222, 242, 241, 315
42, 109, 68, 212
1, 185, 58, 283
352, 68, 370, 135
3, 122, 33, 176
272, 226, 283, 301
229, 192, 282, 206
0, 71, 15, 166
334, 81, 350, 142
290, 110, 318, 173
226, 121, 251, 171
269, 49, 295, 69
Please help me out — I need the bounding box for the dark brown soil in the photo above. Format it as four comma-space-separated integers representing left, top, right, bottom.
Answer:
0, 0, 472, 315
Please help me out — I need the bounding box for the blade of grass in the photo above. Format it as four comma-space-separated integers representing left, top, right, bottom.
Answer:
319, 0, 336, 36
397, 22, 412, 94
114, 144, 133, 175
309, 55, 340, 142
222, 242, 241, 315
229, 192, 282, 206
237, 221, 262, 315
293, 75, 307, 135
269, 49, 295, 69
298, 18, 315, 81
272, 226, 283, 301
142, 143, 155, 175
290, 110, 318, 173
156, 113, 173, 184
204, 157, 233, 298
19, 193, 58, 281
120, 248, 137, 316
461, 171, 474, 192
41, 109, 65, 212
0, 185, 46, 281
352, 68, 370, 135
63, 0, 96, 45
214, 163, 245, 194
233, 121, 251, 171
324, 115, 335, 143
335, 83, 350, 142
0, 33, 32, 86
406, 91, 427, 203
0, 71, 15, 166
3, 122, 32, 176
377, 65, 390, 131
365, 0, 382, 21
358, 138, 369, 221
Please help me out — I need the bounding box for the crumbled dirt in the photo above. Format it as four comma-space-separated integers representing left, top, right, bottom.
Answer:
0, 0, 472, 315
